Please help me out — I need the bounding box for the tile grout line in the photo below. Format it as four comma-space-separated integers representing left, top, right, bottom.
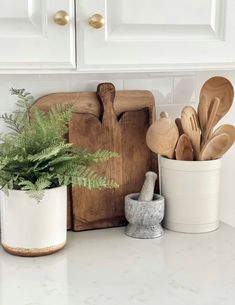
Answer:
171, 77, 175, 104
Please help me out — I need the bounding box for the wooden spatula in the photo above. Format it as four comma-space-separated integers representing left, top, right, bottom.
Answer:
199, 133, 231, 161
198, 94, 209, 134
201, 97, 220, 146
175, 134, 194, 161
181, 106, 201, 160
146, 112, 179, 159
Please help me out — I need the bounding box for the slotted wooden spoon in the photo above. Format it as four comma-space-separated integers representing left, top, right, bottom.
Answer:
181, 106, 201, 160
201, 97, 220, 146
199, 76, 234, 127
198, 94, 209, 134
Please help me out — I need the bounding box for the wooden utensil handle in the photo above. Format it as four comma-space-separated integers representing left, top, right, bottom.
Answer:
175, 118, 184, 136
97, 83, 118, 126
201, 97, 220, 147
160, 111, 169, 118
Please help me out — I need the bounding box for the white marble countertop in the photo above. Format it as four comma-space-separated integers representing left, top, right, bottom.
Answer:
1, 223, 235, 305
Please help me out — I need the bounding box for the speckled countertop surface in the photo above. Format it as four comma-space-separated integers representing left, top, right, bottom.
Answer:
1, 222, 235, 305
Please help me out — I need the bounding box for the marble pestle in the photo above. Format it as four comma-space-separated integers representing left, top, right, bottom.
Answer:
138, 171, 158, 202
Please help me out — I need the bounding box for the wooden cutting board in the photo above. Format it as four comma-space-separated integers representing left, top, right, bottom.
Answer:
35, 83, 157, 231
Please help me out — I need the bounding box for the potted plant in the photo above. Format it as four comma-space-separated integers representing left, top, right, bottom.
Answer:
0, 88, 118, 256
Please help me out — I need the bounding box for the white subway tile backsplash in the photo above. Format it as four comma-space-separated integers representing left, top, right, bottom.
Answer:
9, 79, 70, 110
0, 112, 11, 133
173, 76, 196, 105
124, 78, 173, 105
0, 73, 197, 128
0, 74, 199, 119
156, 104, 186, 120
68, 79, 123, 92
0, 74, 197, 132
0, 79, 11, 111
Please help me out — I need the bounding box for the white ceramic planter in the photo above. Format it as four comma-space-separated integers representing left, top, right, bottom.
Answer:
0, 186, 67, 256
160, 156, 222, 233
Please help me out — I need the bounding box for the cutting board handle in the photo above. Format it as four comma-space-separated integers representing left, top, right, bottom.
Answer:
97, 83, 118, 126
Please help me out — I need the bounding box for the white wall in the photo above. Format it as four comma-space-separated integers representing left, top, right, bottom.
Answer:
0, 72, 234, 226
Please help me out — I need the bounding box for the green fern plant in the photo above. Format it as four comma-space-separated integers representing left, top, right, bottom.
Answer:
0, 89, 118, 202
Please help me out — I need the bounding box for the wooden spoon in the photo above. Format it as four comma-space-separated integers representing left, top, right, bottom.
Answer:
211, 124, 235, 143
199, 76, 234, 126
199, 133, 230, 161
201, 97, 220, 146
146, 112, 179, 159
175, 134, 194, 161
175, 118, 184, 135
198, 94, 209, 133
181, 106, 201, 160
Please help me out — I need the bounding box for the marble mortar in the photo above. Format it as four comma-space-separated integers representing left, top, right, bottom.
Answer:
125, 193, 165, 239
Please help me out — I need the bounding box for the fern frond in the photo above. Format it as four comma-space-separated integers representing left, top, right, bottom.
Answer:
28, 143, 72, 162
72, 149, 119, 165
48, 155, 76, 166
89, 149, 119, 162
1, 88, 34, 134
10, 88, 34, 111
27, 191, 45, 203
18, 180, 36, 191
18, 178, 52, 203
71, 175, 118, 189
35, 177, 51, 190
0, 113, 21, 132
0, 88, 118, 201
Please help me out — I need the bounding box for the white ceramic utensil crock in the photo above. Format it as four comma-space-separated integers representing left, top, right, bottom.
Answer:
160, 156, 221, 233
0, 186, 67, 256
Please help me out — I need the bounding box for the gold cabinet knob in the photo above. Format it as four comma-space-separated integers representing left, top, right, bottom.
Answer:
54, 10, 69, 26
89, 14, 104, 29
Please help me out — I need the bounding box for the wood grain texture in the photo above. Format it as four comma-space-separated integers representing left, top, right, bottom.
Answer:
35, 85, 156, 231
181, 106, 201, 160
199, 133, 230, 161
201, 97, 220, 146
197, 94, 209, 135
35, 90, 156, 123
175, 118, 184, 136
199, 76, 234, 127
69, 112, 125, 231
211, 124, 235, 143
146, 113, 179, 159
175, 134, 193, 161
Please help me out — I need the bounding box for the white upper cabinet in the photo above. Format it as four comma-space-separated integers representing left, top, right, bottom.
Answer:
1, 0, 235, 72
77, 0, 235, 72
0, 0, 75, 70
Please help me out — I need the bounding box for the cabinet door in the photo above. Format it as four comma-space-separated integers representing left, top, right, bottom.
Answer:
0, 0, 75, 70
77, 0, 235, 72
